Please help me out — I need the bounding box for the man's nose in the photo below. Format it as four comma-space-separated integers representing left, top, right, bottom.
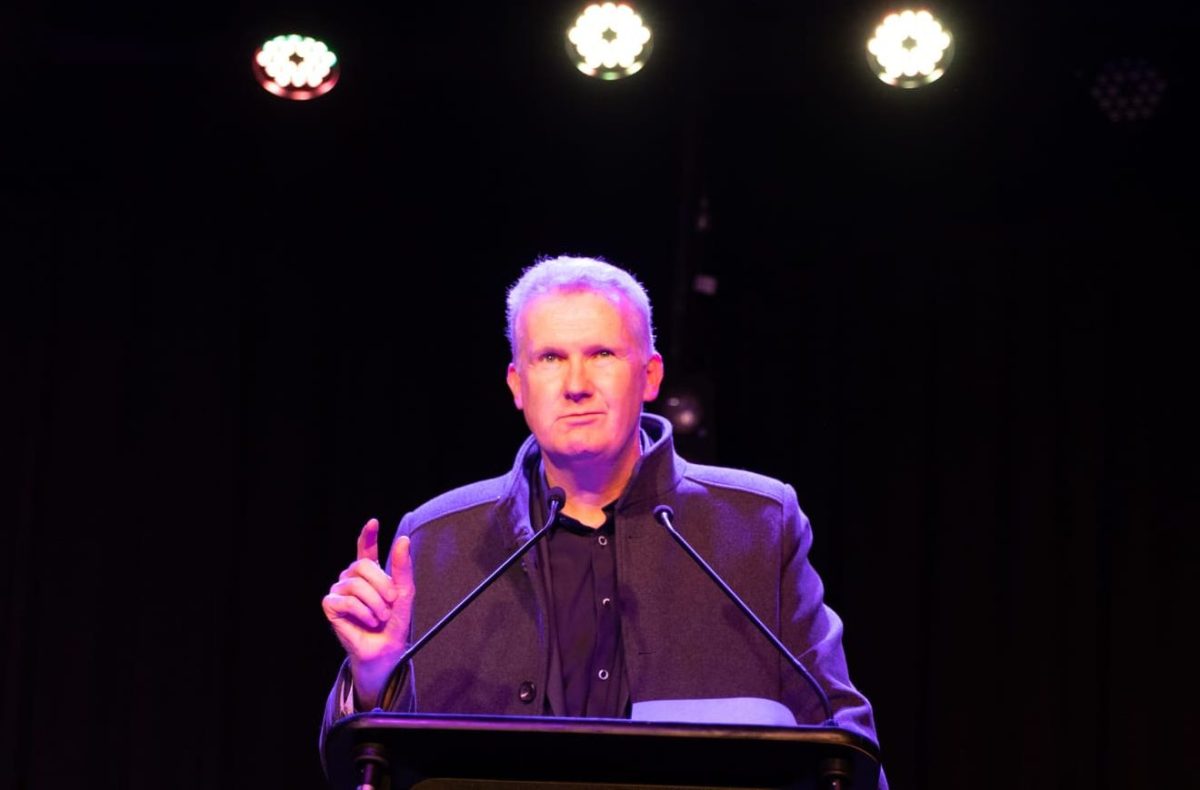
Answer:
564, 359, 592, 401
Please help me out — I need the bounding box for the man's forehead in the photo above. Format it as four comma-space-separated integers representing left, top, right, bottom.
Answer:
515, 287, 642, 343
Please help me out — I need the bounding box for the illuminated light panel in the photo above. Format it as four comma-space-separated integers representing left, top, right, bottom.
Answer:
866, 9, 954, 89
253, 34, 340, 101
1090, 57, 1166, 123
665, 393, 703, 434
566, 2, 653, 80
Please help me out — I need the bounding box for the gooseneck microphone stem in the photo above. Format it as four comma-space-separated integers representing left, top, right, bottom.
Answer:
393, 489, 567, 669
360, 492, 561, 790
652, 505, 836, 726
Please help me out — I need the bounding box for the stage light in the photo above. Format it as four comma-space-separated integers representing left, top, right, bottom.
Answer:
866, 9, 954, 89
664, 391, 704, 436
1091, 57, 1166, 123
566, 2, 653, 80
253, 34, 340, 101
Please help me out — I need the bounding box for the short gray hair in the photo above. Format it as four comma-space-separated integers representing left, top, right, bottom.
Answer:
506, 255, 657, 361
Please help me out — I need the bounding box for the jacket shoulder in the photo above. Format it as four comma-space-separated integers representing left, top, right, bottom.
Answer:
679, 462, 789, 506
404, 474, 509, 532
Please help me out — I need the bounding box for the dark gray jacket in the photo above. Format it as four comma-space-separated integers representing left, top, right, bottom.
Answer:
322, 414, 883, 778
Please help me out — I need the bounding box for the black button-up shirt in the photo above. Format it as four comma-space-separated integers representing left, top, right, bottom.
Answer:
545, 504, 627, 718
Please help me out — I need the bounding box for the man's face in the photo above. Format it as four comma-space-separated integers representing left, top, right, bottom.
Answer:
506, 288, 663, 469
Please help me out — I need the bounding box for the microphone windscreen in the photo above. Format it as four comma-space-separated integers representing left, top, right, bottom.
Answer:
546, 487, 567, 510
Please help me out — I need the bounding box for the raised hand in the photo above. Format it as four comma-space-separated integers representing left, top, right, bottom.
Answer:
322, 518, 414, 706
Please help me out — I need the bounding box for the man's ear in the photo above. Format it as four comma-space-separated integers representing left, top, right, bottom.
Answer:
506, 363, 524, 410
642, 353, 664, 402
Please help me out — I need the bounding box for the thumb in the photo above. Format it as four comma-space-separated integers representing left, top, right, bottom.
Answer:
387, 534, 413, 594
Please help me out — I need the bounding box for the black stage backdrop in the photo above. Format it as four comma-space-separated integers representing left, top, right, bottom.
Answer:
2, 2, 1198, 789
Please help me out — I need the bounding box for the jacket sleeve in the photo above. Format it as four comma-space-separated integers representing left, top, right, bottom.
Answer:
317, 658, 418, 778
779, 484, 888, 790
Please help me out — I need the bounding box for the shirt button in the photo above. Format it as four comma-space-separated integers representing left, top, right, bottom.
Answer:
601, 597, 612, 607
518, 681, 536, 704
597, 669, 610, 681
597, 535, 609, 546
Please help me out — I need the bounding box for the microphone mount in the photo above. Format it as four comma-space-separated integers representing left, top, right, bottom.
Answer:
378, 488, 567, 708
652, 504, 836, 726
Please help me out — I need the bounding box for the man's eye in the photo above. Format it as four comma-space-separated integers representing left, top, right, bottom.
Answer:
595, 350, 614, 358
538, 353, 560, 363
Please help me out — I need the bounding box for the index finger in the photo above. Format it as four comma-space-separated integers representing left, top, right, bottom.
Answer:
356, 518, 380, 562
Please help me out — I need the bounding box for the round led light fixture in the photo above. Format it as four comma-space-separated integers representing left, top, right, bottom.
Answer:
866, 9, 954, 89
253, 34, 340, 100
1091, 57, 1166, 123
566, 3, 653, 80
664, 392, 704, 436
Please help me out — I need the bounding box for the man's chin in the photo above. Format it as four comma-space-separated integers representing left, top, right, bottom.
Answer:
542, 442, 610, 466
552, 445, 605, 461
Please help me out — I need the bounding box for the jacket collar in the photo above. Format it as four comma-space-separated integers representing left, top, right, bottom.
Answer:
494, 413, 685, 550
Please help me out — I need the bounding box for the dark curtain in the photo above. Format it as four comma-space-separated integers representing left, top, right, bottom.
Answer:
3, 3, 1198, 789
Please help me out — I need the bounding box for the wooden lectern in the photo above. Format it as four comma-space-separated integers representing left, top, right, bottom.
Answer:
324, 713, 881, 790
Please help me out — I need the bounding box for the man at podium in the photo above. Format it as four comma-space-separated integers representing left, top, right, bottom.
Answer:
320, 255, 885, 787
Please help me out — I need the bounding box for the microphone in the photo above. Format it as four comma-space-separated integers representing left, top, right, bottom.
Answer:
651, 504, 836, 726
377, 487, 566, 707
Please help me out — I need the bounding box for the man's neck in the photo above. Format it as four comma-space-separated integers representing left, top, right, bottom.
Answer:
544, 448, 640, 529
